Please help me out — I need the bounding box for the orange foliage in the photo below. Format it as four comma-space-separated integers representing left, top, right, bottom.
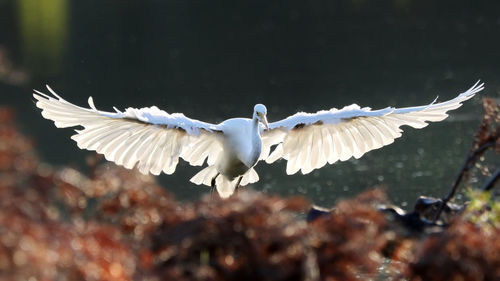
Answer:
0, 105, 499, 281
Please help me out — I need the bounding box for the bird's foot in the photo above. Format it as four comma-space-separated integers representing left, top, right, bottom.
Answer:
211, 173, 220, 188
234, 176, 243, 194
210, 173, 220, 201
210, 186, 215, 201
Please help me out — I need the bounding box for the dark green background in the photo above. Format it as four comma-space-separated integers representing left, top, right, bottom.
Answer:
1, 0, 499, 207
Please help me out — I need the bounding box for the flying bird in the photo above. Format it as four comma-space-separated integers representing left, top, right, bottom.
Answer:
33, 81, 484, 198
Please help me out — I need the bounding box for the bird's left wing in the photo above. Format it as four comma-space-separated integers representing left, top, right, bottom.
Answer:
33, 86, 224, 175
261, 81, 484, 175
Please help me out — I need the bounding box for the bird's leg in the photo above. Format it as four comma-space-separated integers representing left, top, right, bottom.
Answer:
210, 173, 220, 200
234, 176, 243, 194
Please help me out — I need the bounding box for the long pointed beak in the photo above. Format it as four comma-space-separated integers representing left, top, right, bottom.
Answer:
262, 115, 269, 130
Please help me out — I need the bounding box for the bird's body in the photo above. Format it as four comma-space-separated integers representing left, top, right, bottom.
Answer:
219, 119, 261, 176
33, 81, 484, 198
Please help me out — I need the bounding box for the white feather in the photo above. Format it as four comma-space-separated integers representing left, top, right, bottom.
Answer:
262, 81, 484, 175
33, 87, 224, 177
34, 81, 483, 198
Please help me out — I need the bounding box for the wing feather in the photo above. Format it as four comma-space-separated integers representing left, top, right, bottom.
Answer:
372, 117, 401, 140
320, 127, 333, 164
357, 119, 383, 150
121, 128, 157, 170
240, 168, 260, 186
73, 121, 128, 147
101, 129, 134, 160
182, 135, 220, 166
137, 129, 162, 163
147, 131, 167, 175
285, 130, 307, 174
263, 81, 484, 175
328, 128, 342, 164
266, 143, 283, 164
355, 120, 376, 150
337, 125, 355, 161
112, 126, 150, 165
299, 130, 314, 174
158, 133, 174, 174
121, 127, 155, 169
314, 127, 327, 169
347, 126, 366, 159
33, 86, 223, 176
137, 129, 165, 174
92, 126, 131, 152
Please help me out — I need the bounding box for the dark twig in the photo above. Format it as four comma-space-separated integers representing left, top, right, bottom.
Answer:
433, 140, 495, 222
481, 168, 500, 192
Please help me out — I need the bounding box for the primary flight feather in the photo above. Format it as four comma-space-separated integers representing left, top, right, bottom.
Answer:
33, 81, 484, 198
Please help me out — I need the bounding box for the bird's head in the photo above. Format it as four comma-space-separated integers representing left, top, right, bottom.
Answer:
253, 104, 269, 129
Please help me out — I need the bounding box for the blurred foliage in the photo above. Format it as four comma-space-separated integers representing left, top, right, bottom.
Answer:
0, 105, 499, 280
0, 46, 28, 85
433, 97, 500, 222
17, 0, 68, 75
408, 215, 500, 281
465, 190, 500, 228
470, 97, 500, 180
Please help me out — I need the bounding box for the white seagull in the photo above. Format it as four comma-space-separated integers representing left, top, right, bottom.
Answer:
33, 81, 484, 198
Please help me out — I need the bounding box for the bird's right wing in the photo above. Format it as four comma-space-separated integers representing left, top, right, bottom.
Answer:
33, 86, 224, 176
261, 81, 484, 175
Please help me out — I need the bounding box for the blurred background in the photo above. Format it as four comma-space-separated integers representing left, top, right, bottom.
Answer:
1, 0, 499, 207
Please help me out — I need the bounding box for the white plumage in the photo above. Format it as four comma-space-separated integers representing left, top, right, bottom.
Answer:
33, 81, 484, 198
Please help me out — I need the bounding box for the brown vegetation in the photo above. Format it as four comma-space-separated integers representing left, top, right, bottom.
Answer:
0, 99, 498, 281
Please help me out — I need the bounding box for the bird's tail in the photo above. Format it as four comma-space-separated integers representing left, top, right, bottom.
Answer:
190, 165, 218, 186
190, 166, 260, 198
215, 176, 237, 198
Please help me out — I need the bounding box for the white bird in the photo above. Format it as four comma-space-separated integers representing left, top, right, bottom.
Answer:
33, 81, 484, 198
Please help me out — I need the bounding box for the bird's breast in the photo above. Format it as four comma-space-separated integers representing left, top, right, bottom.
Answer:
222, 133, 260, 169
218, 155, 251, 180
248, 133, 262, 166
216, 119, 262, 178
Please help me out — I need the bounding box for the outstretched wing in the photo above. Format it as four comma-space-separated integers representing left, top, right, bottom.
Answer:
261, 81, 484, 175
33, 86, 224, 175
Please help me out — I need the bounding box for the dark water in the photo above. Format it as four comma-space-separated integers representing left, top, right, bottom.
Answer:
1, 0, 499, 207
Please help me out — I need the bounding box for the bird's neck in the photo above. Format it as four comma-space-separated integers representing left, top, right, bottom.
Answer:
252, 117, 262, 136
246, 117, 262, 167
